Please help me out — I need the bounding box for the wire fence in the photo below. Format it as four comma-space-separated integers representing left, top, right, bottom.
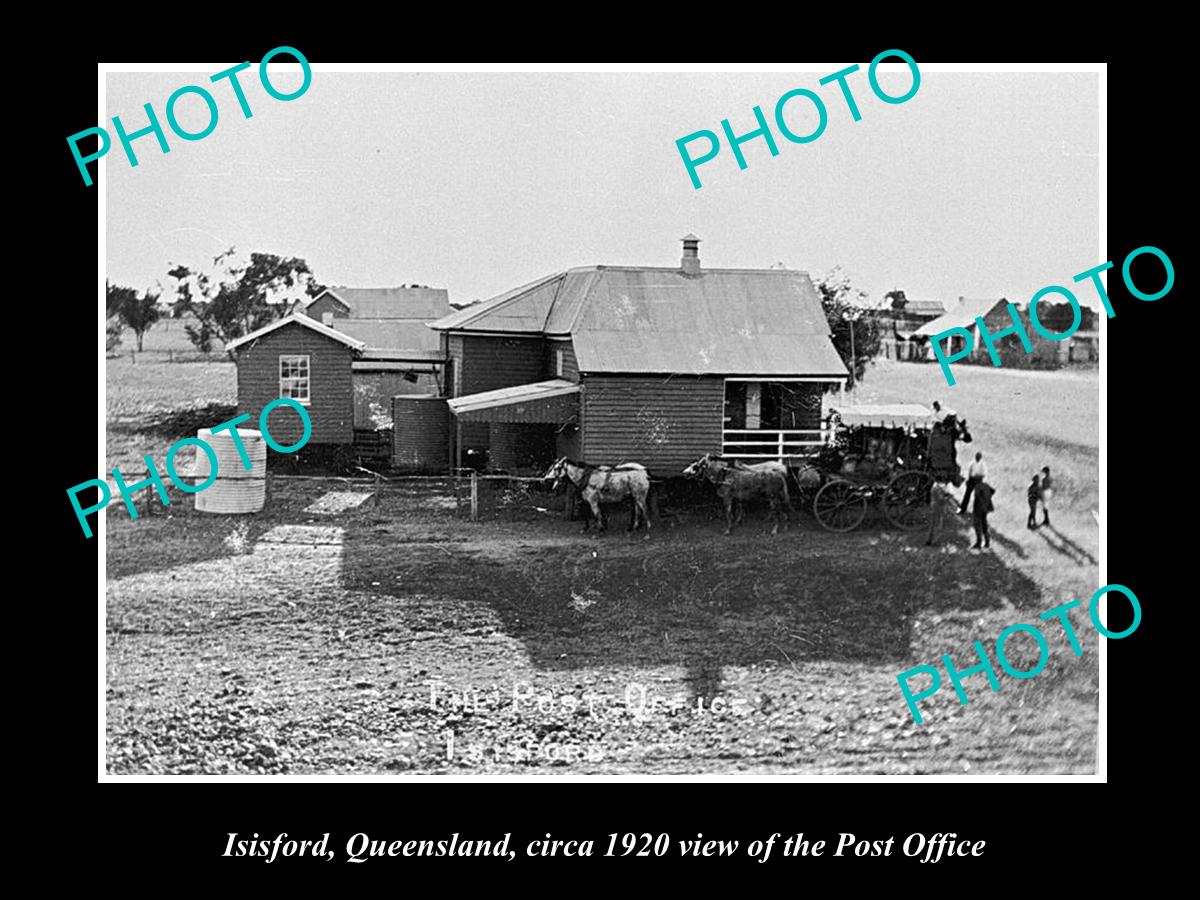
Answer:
271, 467, 556, 521
109, 349, 228, 364
266, 467, 699, 525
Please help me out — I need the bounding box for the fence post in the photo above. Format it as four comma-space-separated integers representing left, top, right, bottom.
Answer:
470, 470, 479, 521
777, 431, 784, 460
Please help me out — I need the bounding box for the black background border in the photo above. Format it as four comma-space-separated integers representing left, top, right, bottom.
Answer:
35, 23, 1180, 884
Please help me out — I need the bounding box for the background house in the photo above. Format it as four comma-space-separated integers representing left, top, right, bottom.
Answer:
914, 297, 1009, 362
299, 286, 452, 432
1028, 300, 1101, 364
915, 296, 1100, 368
229, 285, 453, 465
430, 236, 848, 476
300, 285, 450, 324
875, 291, 946, 361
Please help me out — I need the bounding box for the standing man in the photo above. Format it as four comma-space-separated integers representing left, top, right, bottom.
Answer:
959, 451, 987, 514
932, 400, 957, 426
1039, 465, 1054, 527
1027, 473, 1042, 529
972, 480, 995, 550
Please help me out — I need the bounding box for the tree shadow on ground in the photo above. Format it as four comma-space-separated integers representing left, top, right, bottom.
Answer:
339, 498, 1045, 705
109, 402, 238, 441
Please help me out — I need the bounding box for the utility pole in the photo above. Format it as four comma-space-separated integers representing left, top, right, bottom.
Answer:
848, 309, 857, 392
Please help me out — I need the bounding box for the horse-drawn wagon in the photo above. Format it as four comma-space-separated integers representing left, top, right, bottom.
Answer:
803, 404, 972, 533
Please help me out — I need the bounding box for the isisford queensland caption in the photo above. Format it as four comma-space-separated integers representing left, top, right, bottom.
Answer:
222, 831, 516, 862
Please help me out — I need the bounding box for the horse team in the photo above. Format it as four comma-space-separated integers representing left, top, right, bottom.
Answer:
544, 452, 808, 537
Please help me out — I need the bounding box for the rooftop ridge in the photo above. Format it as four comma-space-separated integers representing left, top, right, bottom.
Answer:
563, 264, 813, 276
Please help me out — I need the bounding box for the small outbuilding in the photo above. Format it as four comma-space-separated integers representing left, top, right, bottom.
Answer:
228, 285, 454, 465
227, 315, 365, 447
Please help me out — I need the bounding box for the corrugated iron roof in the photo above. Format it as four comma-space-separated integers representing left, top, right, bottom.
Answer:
915, 298, 1007, 337
574, 332, 846, 376
225, 314, 366, 353
901, 299, 946, 314
430, 273, 564, 332
312, 286, 452, 319
447, 379, 580, 415
334, 318, 442, 353
357, 348, 445, 363
432, 265, 844, 376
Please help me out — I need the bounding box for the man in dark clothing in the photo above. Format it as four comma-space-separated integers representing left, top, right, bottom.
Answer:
972, 480, 995, 549
1027, 474, 1041, 529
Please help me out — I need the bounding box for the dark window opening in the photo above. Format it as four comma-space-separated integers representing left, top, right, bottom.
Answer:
724, 381, 747, 429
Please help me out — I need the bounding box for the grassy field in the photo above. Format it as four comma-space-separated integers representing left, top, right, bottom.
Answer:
105, 357, 1100, 775
110, 316, 228, 354
106, 356, 236, 473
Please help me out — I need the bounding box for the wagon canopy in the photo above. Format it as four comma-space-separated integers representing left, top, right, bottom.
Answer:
832, 404, 934, 429
447, 379, 580, 424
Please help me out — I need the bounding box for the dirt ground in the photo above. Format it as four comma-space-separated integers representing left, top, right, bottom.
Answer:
105, 357, 1100, 775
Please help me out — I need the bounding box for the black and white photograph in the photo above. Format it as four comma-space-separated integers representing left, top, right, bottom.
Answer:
98, 62, 1105, 778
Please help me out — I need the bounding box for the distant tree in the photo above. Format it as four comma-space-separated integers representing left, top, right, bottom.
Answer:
884, 289, 908, 309
106, 281, 134, 317
167, 249, 318, 353
184, 317, 218, 355
815, 267, 881, 389
106, 318, 123, 353
106, 281, 161, 352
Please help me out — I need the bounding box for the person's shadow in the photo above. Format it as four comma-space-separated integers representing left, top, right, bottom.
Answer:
988, 528, 1028, 559
1034, 524, 1098, 566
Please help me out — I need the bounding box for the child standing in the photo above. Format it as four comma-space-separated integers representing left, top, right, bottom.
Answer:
1039, 466, 1054, 527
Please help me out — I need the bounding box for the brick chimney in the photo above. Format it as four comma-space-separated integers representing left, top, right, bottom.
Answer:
681, 233, 701, 276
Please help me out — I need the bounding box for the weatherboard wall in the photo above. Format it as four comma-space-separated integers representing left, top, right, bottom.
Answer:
447, 333, 547, 452
580, 375, 724, 475
544, 339, 580, 382
235, 323, 354, 445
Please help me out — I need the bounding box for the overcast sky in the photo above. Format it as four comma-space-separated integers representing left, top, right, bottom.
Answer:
105, 68, 1100, 309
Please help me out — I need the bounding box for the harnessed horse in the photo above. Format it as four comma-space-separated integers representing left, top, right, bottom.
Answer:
683, 453, 793, 535
545, 457, 652, 535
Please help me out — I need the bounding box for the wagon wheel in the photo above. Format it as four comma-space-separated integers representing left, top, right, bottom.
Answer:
813, 479, 868, 532
883, 470, 936, 530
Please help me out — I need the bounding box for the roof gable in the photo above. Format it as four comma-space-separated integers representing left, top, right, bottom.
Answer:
225, 314, 367, 353
307, 289, 352, 312
914, 298, 1008, 337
